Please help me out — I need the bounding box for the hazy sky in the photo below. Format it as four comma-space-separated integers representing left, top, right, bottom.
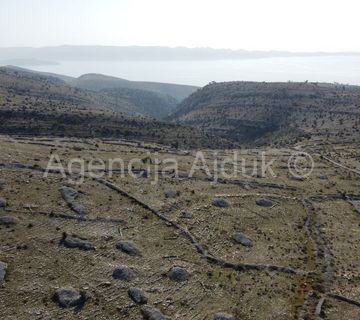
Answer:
1, 0, 359, 51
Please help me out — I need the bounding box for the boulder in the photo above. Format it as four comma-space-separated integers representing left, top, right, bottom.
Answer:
168, 266, 189, 282
112, 266, 136, 281
212, 198, 230, 208
0, 261, 7, 281
255, 197, 273, 207
0, 216, 18, 225
116, 240, 139, 256
0, 198, 7, 209
70, 202, 87, 216
61, 233, 94, 251
59, 186, 87, 215
179, 211, 193, 219
59, 186, 78, 202
128, 287, 148, 305
214, 313, 237, 320
164, 190, 178, 199
233, 232, 253, 247
141, 305, 168, 320
54, 287, 85, 308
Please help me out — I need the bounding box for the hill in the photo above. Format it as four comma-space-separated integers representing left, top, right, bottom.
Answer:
70, 73, 198, 102
3, 67, 197, 118
168, 81, 360, 145
100, 87, 177, 119
0, 67, 232, 149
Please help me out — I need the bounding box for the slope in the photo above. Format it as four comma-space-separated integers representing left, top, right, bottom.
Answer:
0, 67, 233, 149
70, 73, 198, 102
168, 81, 360, 145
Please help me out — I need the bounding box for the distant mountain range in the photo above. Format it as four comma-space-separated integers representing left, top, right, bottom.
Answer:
1, 46, 360, 66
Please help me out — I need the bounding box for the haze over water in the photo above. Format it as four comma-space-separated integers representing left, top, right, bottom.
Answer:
29, 56, 360, 86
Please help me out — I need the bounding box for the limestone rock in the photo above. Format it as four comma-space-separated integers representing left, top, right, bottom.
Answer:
0, 198, 7, 209
128, 287, 148, 305
54, 287, 85, 308
116, 240, 139, 256
0, 216, 18, 225
59, 186, 87, 215
255, 197, 273, 207
0, 261, 7, 281
233, 232, 253, 247
141, 305, 168, 320
112, 266, 136, 281
61, 233, 94, 251
168, 266, 189, 282
212, 198, 230, 208
214, 313, 237, 320
164, 190, 178, 199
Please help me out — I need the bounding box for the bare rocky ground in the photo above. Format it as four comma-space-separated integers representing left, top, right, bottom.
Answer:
0, 135, 359, 320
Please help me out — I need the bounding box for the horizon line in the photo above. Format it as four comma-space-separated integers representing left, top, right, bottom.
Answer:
0, 44, 360, 55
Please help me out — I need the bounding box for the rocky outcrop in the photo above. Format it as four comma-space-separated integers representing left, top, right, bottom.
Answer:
233, 232, 253, 247
59, 186, 87, 215
116, 240, 139, 256
61, 233, 94, 251
128, 287, 148, 305
168, 266, 189, 282
54, 287, 86, 308
112, 266, 137, 281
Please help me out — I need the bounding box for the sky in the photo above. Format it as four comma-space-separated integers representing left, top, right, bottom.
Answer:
0, 0, 359, 52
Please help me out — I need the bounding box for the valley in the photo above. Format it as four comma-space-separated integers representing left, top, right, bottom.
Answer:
0, 65, 359, 320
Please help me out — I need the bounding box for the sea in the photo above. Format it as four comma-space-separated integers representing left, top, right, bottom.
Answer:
29, 56, 360, 87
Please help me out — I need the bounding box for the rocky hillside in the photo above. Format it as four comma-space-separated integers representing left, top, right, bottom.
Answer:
0, 67, 232, 149
168, 81, 360, 145
70, 73, 198, 103
3, 67, 198, 119
100, 87, 177, 119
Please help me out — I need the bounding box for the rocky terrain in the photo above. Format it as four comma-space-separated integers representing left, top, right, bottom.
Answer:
0, 67, 229, 149
69, 73, 198, 103
1, 66, 198, 119
0, 69, 359, 319
0, 135, 359, 319
168, 81, 360, 145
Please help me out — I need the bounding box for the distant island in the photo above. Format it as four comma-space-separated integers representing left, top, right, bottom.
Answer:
1, 45, 360, 66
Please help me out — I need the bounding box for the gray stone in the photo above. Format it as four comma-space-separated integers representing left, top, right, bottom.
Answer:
233, 232, 253, 247
128, 287, 148, 305
0, 198, 6, 209
112, 266, 136, 281
164, 190, 178, 199
116, 240, 139, 256
168, 266, 189, 282
140, 169, 149, 178
0, 216, 18, 225
70, 202, 87, 215
62, 233, 94, 251
59, 186, 87, 215
141, 305, 167, 320
54, 287, 85, 308
212, 198, 230, 208
214, 313, 237, 320
255, 197, 273, 207
290, 175, 306, 181
0, 261, 7, 281
179, 211, 193, 219
59, 186, 78, 202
